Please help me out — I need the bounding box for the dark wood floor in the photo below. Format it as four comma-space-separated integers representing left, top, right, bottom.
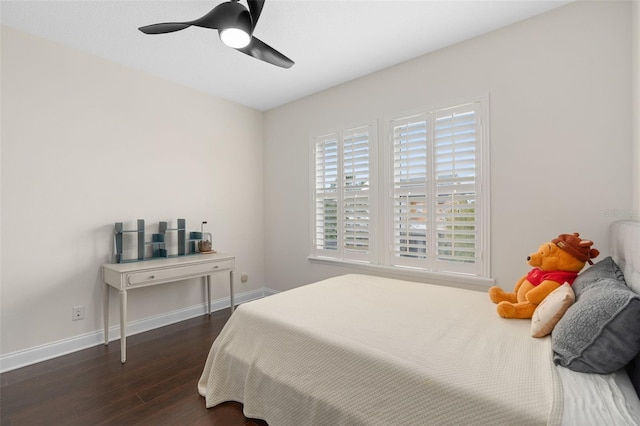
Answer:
0, 309, 268, 426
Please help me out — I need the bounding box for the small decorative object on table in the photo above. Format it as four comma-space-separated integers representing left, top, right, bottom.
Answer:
198, 221, 216, 254
113, 218, 217, 262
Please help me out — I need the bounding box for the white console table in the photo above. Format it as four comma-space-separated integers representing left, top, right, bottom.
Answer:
102, 253, 235, 363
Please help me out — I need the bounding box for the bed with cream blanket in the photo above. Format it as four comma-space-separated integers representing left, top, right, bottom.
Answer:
199, 221, 640, 425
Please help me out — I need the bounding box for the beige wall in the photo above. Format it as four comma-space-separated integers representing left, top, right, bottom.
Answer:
1, 27, 265, 356
264, 0, 634, 292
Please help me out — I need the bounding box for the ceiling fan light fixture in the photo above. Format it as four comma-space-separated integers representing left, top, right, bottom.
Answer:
219, 28, 251, 48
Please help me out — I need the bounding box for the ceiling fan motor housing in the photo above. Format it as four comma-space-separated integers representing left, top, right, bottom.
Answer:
211, 1, 253, 34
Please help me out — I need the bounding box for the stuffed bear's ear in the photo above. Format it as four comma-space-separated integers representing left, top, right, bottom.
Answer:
589, 248, 600, 259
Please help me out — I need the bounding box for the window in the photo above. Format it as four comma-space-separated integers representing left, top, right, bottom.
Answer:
386, 100, 488, 276
310, 97, 489, 279
312, 123, 376, 263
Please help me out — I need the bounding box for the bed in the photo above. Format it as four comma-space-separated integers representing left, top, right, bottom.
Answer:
198, 221, 640, 425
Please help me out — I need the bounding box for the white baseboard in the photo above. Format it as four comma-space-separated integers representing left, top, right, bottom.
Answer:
0, 287, 267, 373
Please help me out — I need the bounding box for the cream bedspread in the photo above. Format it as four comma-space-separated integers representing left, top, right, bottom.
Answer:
198, 274, 563, 425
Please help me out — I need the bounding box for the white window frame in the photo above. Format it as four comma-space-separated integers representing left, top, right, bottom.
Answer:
309, 96, 490, 283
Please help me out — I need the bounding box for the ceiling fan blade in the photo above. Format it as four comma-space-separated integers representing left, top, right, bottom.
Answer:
247, 0, 265, 28
236, 36, 294, 68
138, 22, 193, 34
139, 2, 241, 34
190, 3, 235, 30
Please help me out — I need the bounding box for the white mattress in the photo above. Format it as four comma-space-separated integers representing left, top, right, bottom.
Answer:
199, 274, 563, 425
558, 366, 640, 425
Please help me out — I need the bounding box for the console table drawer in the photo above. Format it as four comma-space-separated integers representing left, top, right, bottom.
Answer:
126, 259, 234, 287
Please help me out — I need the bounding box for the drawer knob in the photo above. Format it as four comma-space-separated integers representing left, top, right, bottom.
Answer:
149, 275, 155, 279
213, 266, 219, 269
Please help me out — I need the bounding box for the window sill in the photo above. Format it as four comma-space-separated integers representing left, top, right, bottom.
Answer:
307, 256, 495, 291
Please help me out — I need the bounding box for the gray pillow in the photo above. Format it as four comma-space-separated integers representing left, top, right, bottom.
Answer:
552, 257, 640, 374
572, 256, 626, 295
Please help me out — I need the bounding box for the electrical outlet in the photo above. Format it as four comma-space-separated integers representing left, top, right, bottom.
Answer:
72, 305, 85, 321
240, 273, 248, 283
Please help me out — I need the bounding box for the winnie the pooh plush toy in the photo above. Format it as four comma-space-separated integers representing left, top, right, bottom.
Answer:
489, 233, 599, 319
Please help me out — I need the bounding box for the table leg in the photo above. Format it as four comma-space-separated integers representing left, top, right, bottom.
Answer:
120, 290, 127, 363
206, 275, 211, 315
104, 283, 110, 345
230, 270, 235, 312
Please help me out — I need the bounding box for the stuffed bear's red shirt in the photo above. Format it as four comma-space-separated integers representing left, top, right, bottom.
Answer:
526, 268, 578, 286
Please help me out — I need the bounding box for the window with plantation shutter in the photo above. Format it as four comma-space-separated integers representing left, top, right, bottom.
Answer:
310, 96, 489, 281
388, 100, 487, 276
311, 123, 376, 262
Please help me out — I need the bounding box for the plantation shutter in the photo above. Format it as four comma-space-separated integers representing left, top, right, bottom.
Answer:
312, 124, 375, 262
390, 114, 430, 267
311, 97, 488, 278
314, 134, 339, 254
342, 127, 371, 259
389, 101, 484, 274
434, 103, 481, 272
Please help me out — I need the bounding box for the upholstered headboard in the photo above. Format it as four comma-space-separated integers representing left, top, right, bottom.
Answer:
611, 221, 640, 294
610, 221, 640, 396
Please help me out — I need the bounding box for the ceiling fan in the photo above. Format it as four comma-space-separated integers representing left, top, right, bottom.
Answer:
138, 0, 294, 69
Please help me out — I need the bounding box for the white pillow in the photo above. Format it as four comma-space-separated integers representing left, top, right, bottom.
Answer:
531, 283, 575, 338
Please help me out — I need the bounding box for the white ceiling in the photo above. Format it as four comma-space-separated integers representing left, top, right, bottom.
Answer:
1, 0, 572, 111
